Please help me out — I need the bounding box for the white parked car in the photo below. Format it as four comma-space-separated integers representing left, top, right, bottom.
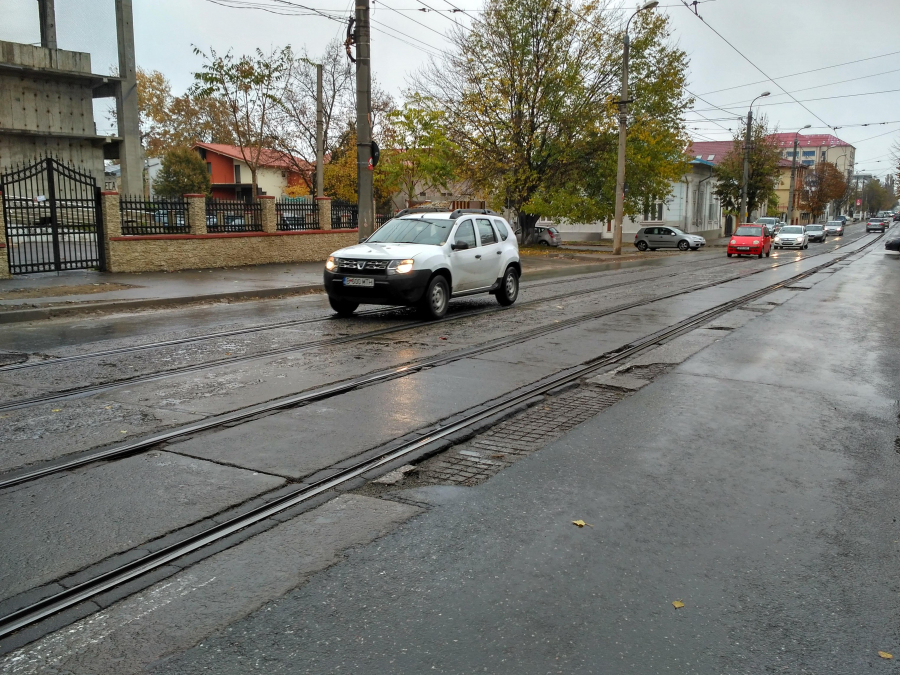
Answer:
323, 209, 521, 319
773, 225, 808, 250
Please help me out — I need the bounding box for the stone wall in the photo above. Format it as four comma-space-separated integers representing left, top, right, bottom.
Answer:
106, 230, 358, 273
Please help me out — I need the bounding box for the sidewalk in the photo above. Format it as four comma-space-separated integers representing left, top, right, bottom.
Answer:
0, 253, 706, 323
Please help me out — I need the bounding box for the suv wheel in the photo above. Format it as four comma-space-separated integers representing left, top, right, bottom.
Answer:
329, 297, 359, 316
636, 240, 649, 251
496, 266, 519, 306
419, 275, 449, 320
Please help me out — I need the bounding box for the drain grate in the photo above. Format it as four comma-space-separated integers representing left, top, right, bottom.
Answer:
619, 363, 670, 379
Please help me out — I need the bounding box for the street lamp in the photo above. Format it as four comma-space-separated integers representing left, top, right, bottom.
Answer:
787, 124, 811, 225
612, 0, 660, 255
737, 91, 769, 226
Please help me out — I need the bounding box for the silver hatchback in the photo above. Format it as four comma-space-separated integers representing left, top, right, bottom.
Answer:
634, 226, 706, 251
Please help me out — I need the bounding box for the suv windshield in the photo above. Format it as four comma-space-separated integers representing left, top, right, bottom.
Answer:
781, 226, 803, 234
367, 218, 454, 245
734, 226, 762, 236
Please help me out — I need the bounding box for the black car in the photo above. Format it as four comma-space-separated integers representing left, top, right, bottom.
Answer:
885, 237, 900, 252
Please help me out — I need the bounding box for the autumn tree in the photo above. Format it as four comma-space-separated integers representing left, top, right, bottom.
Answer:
800, 161, 847, 221
324, 126, 396, 212
154, 147, 211, 197
112, 67, 236, 156
861, 178, 895, 215
380, 101, 457, 207
713, 115, 781, 218
411, 0, 690, 242
191, 47, 290, 201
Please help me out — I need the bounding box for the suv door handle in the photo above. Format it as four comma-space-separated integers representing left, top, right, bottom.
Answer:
496, 250, 501, 255
475, 254, 482, 259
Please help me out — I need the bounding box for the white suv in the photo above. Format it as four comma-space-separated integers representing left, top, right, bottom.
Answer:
323, 209, 521, 319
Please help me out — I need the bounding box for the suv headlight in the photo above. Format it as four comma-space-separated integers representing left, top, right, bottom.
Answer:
388, 259, 414, 274
325, 256, 338, 271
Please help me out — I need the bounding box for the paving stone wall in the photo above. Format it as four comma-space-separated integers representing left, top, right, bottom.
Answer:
106, 231, 357, 273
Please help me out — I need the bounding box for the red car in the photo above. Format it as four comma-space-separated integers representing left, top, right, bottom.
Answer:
727, 224, 772, 258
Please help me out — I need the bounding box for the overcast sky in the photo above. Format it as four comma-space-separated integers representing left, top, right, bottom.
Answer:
3, 0, 898, 178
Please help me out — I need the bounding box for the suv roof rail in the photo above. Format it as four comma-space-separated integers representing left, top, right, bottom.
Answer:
448, 208, 499, 218
394, 207, 444, 217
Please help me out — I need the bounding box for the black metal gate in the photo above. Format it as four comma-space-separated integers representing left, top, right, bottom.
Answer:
1, 158, 104, 274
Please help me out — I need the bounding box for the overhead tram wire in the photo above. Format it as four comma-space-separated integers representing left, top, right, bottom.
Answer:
679, 2, 832, 130
689, 88, 900, 114
376, 0, 453, 40
697, 49, 900, 97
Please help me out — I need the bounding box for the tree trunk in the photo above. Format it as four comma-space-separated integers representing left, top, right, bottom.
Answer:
518, 212, 539, 245
250, 167, 258, 203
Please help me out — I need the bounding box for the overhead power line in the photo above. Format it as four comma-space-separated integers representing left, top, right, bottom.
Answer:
680, 2, 832, 129
697, 49, 900, 97
690, 87, 900, 113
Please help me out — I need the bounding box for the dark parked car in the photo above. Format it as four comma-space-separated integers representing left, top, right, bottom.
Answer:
885, 237, 900, 252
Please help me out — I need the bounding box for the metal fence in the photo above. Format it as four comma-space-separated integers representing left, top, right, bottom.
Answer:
374, 213, 392, 230
206, 199, 263, 233
119, 196, 189, 235
276, 199, 318, 230
331, 200, 358, 230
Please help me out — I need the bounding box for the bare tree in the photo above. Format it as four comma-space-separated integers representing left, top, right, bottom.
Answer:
801, 161, 847, 221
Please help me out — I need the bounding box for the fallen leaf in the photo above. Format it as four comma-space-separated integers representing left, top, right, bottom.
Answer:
879, 651, 893, 659
572, 520, 593, 528
439, 337, 448, 341
51, 409, 61, 412
672, 600, 685, 609
121, 430, 127, 434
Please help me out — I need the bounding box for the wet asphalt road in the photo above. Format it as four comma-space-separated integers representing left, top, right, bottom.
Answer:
0, 223, 894, 673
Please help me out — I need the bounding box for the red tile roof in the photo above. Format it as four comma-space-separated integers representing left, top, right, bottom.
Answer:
686, 141, 737, 165
768, 133, 851, 148
193, 143, 314, 171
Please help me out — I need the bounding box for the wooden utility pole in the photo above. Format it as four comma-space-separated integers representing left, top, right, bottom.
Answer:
355, 0, 374, 241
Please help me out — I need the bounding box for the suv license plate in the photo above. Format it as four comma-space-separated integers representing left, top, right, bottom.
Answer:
344, 277, 374, 287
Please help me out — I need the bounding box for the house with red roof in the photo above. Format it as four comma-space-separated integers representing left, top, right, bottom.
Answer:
193, 143, 313, 201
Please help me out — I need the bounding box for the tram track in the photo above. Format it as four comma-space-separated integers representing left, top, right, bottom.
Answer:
0, 234, 866, 412
0, 230, 882, 643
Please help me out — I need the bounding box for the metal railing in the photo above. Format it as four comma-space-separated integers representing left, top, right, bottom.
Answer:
331, 200, 358, 230
119, 196, 190, 235
374, 213, 392, 230
276, 199, 318, 230
205, 199, 262, 233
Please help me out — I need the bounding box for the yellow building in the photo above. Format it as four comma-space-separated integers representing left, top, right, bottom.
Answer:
773, 160, 811, 225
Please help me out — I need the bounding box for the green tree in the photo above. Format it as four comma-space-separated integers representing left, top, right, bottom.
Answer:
324, 126, 395, 211
154, 147, 212, 197
412, 0, 690, 242
861, 177, 894, 215
380, 101, 457, 207
713, 115, 781, 219
191, 46, 290, 201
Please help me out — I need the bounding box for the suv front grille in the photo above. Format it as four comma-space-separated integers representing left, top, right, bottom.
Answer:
336, 258, 390, 274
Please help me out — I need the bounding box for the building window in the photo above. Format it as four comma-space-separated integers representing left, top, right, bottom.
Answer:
802, 150, 815, 158
801, 159, 814, 166
644, 202, 663, 221
708, 199, 717, 222
234, 165, 241, 183
206, 162, 212, 174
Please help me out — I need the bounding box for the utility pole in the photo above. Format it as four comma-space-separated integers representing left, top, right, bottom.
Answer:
316, 63, 324, 199
787, 125, 810, 225
739, 92, 769, 225
355, 0, 374, 242
114, 0, 144, 196
612, 1, 658, 256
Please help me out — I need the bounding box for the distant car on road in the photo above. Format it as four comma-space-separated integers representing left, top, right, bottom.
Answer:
866, 218, 888, 233
806, 223, 827, 242
633, 226, 706, 251
755, 217, 779, 230
877, 211, 894, 221
727, 224, 771, 258
824, 221, 844, 237
534, 225, 561, 247
773, 225, 808, 249
323, 208, 520, 319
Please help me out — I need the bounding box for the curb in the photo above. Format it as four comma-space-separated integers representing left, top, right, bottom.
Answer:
0, 284, 325, 324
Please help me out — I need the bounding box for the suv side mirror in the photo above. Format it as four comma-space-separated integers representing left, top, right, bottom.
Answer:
451, 241, 469, 251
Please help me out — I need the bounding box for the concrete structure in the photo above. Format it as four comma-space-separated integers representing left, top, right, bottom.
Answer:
770, 132, 855, 176
0, 1, 142, 187
194, 143, 311, 201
